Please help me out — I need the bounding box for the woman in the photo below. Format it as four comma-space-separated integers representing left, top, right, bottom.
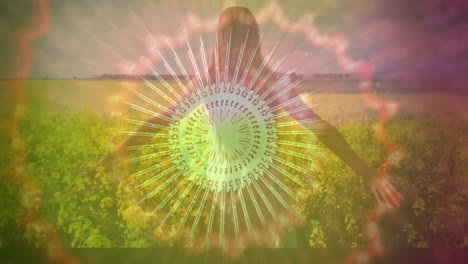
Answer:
98, 6, 402, 248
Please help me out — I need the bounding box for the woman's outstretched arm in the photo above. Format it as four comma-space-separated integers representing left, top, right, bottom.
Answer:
97, 107, 173, 169
280, 86, 403, 208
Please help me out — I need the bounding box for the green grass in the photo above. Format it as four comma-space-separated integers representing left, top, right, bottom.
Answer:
1, 80, 466, 249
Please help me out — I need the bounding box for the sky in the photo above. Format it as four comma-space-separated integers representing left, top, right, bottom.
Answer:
1, 0, 467, 79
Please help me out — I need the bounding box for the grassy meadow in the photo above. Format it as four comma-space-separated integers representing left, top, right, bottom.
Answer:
0, 79, 466, 250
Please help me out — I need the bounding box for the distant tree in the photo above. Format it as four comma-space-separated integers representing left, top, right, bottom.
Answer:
99, 74, 111, 79
311, 73, 321, 80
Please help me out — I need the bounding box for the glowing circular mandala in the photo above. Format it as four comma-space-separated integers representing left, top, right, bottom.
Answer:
110, 1, 406, 261
168, 82, 277, 192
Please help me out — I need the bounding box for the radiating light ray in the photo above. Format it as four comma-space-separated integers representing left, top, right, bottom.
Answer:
133, 90, 177, 115
230, 187, 240, 237
275, 119, 317, 128
230, 29, 250, 86
126, 150, 174, 163
126, 118, 169, 130
145, 68, 185, 103
273, 98, 316, 119
124, 101, 159, 117
275, 146, 314, 161
256, 171, 290, 209
152, 46, 192, 99
219, 187, 226, 246
263, 79, 303, 108
237, 186, 252, 232
264, 162, 303, 197
250, 55, 291, 104
275, 104, 319, 120
277, 140, 319, 154
223, 31, 232, 84
130, 88, 175, 117
123, 131, 172, 138
131, 159, 173, 177
169, 41, 197, 93
139, 168, 186, 205
244, 40, 280, 94
205, 186, 219, 245
190, 185, 211, 240
199, 35, 212, 89
255, 70, 294, 102
251, 56, 287, 98
214, 31, 221, 88
142, 80, 181, 110
163, 62, 192, 98
186, 35, 205, 92
137, 166, 175, 188
152, 175, 191, 214
156, 175, 197, 226
245, 179, 266, 225
238, 34, 264, 89
251, 176, 277, 218
126, 141, 172, 151
272, 155, 309, 176
178, 177, 205, 238
276, 130, 312, 136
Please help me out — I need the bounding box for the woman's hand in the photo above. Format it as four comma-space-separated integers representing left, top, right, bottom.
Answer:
368, 174, 404, 209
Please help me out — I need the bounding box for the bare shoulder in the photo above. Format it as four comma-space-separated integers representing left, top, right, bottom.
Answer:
271, 72, 298, 102
271, 72, 323, 121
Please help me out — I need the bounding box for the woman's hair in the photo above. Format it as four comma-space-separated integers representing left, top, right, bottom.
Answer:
208, 6, 272, 85
217, 6, 260, 49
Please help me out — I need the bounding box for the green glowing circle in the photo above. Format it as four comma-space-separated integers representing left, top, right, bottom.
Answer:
168, 82, 277, 192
